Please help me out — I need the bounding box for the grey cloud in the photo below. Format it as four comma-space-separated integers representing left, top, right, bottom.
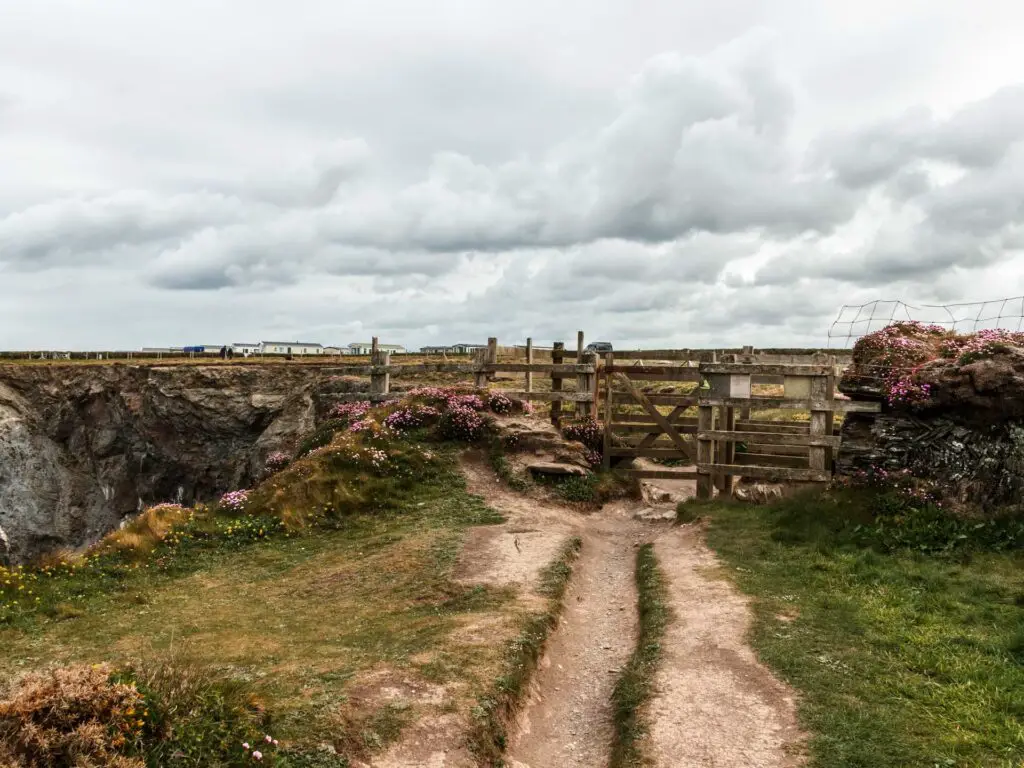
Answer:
0, 191, 249, 269
824, 85, 1024, 189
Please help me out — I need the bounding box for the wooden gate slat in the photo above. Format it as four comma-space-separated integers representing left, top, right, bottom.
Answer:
613, 373, 695, 462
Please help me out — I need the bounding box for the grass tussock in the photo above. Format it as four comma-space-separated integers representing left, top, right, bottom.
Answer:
0, 663, 147, 768
703, 486, 1024, 767
610, 544, 670, 768
467, 536, 582, 765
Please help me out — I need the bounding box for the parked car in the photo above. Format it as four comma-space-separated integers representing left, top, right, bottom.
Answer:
585, 341, 613, 353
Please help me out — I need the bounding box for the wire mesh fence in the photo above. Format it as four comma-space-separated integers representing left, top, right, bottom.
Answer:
826, 296, 1024, 398
828, 296, 1024, 349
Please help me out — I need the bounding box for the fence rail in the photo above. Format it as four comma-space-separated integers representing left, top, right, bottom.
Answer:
695, 361, 880, 498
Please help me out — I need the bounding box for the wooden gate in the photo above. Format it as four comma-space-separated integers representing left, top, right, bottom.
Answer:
600, 361, 701, 480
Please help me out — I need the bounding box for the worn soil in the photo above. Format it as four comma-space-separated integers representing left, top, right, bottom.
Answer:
373, 449, 804, 768
647, 521, 804, 767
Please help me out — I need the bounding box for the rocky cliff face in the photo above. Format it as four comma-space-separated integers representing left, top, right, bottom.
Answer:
0, 364, 362, 564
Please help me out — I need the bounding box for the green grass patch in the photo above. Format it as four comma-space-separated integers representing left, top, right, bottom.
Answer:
702, 487, 1024, 768
610, 543, 670, 768
0, 451, 517, 766
467, 536, 582, 766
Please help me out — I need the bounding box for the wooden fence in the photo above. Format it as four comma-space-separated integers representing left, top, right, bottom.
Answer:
326, 336, 600, 419
695, 362, 879, 498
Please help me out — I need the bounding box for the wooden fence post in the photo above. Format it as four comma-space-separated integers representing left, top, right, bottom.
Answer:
473, 348, 488, 388
370, 341, 390, 396
740, 345, 753, 421
487, 337, 498, 383
602, 352, 613, 471
697, 404, 714, 500
809, 374, 828, 474
525, 338, 533, 393
575, 332, 586, 418
551, 342, 564, 428
722, 406, 736, 498
578, 351, 597, 419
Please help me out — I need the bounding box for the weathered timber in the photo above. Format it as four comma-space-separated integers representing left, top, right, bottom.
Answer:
734, 452, 809, 469
698, 430, 840, 447
613, 373, 694, 460
551, 342, 564, 427
700, 363, 833, 376
504, 390, 593, 403
699, 397, 880, 412
698, 465, 830, 482
746, 444, 812, 456
611, 394, 698, 406
809, 375, 829, 472
602, 353, 613, 471
525, 338, 534, 393
607, 365, 701, 379
696, 406, 714, 499
734, 421, 810, 434
617, 469, 700, 480
608, 447, 691, 458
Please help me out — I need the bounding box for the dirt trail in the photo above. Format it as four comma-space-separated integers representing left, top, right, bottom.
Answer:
505, 518, 642, 768
458, 457, 646, 768
375, 452, 803, 768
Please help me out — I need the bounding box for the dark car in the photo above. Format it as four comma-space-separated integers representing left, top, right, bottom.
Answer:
585, 341, 613, 353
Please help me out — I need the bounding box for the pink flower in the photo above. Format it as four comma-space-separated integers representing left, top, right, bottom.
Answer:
243, 742, 250, 750
252, 750, 263, 760
265, 735, 273, 743
273, 739, 279, 746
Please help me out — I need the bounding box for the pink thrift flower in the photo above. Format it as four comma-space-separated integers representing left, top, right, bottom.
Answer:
243, 742, 250, 750
253, 751, 263, 761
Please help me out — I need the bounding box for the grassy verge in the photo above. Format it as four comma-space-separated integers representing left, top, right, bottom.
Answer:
702, 488, 1024, 768
610, 543, 670, 768
0, 453, 519, 765
467, 536, 583, 766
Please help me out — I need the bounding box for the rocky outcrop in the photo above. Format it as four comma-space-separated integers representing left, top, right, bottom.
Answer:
837, 323, 1024, 510
0, 364, 343, 564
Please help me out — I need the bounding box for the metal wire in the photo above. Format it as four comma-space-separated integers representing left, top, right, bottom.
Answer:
827, 296, 1024, 349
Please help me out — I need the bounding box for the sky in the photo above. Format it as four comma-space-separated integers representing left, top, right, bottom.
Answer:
2, 0, 1024, 351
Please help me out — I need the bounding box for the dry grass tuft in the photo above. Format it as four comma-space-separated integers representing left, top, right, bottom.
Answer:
95, 503, 192, 559
0, 663, 145, 768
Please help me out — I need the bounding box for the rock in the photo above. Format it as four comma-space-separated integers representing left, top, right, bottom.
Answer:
733, 483, 785, 504
526, 462, 588, 477
0, 364, 327, 564
496, 417, 592, 470
633, 507, 676, 521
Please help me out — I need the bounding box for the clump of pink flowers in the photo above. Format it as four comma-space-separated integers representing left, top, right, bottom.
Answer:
438, 403, 491, 442
488, 392, 514, 414
264, 452, 290, 475
383, 405, 440, 432
243, 734, 279, 762
329, 401, 372, 423
851, 321, 1024, 407
220, 489, 250, 511
941, 328, 1024, 365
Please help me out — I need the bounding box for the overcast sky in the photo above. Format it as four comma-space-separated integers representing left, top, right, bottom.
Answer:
3, 0, 1024, 350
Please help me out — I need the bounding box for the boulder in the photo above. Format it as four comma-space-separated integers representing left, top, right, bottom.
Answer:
527, 462, 588, 477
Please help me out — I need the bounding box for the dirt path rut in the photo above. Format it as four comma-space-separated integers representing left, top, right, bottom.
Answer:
646, 524, 804, 767
505, 521, 640, 768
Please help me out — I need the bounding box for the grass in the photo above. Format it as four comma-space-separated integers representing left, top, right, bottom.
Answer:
0, 455, 529, 764
701, 487, 1024, 768
610, 543, 670, 768
467, 536, 582, 766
